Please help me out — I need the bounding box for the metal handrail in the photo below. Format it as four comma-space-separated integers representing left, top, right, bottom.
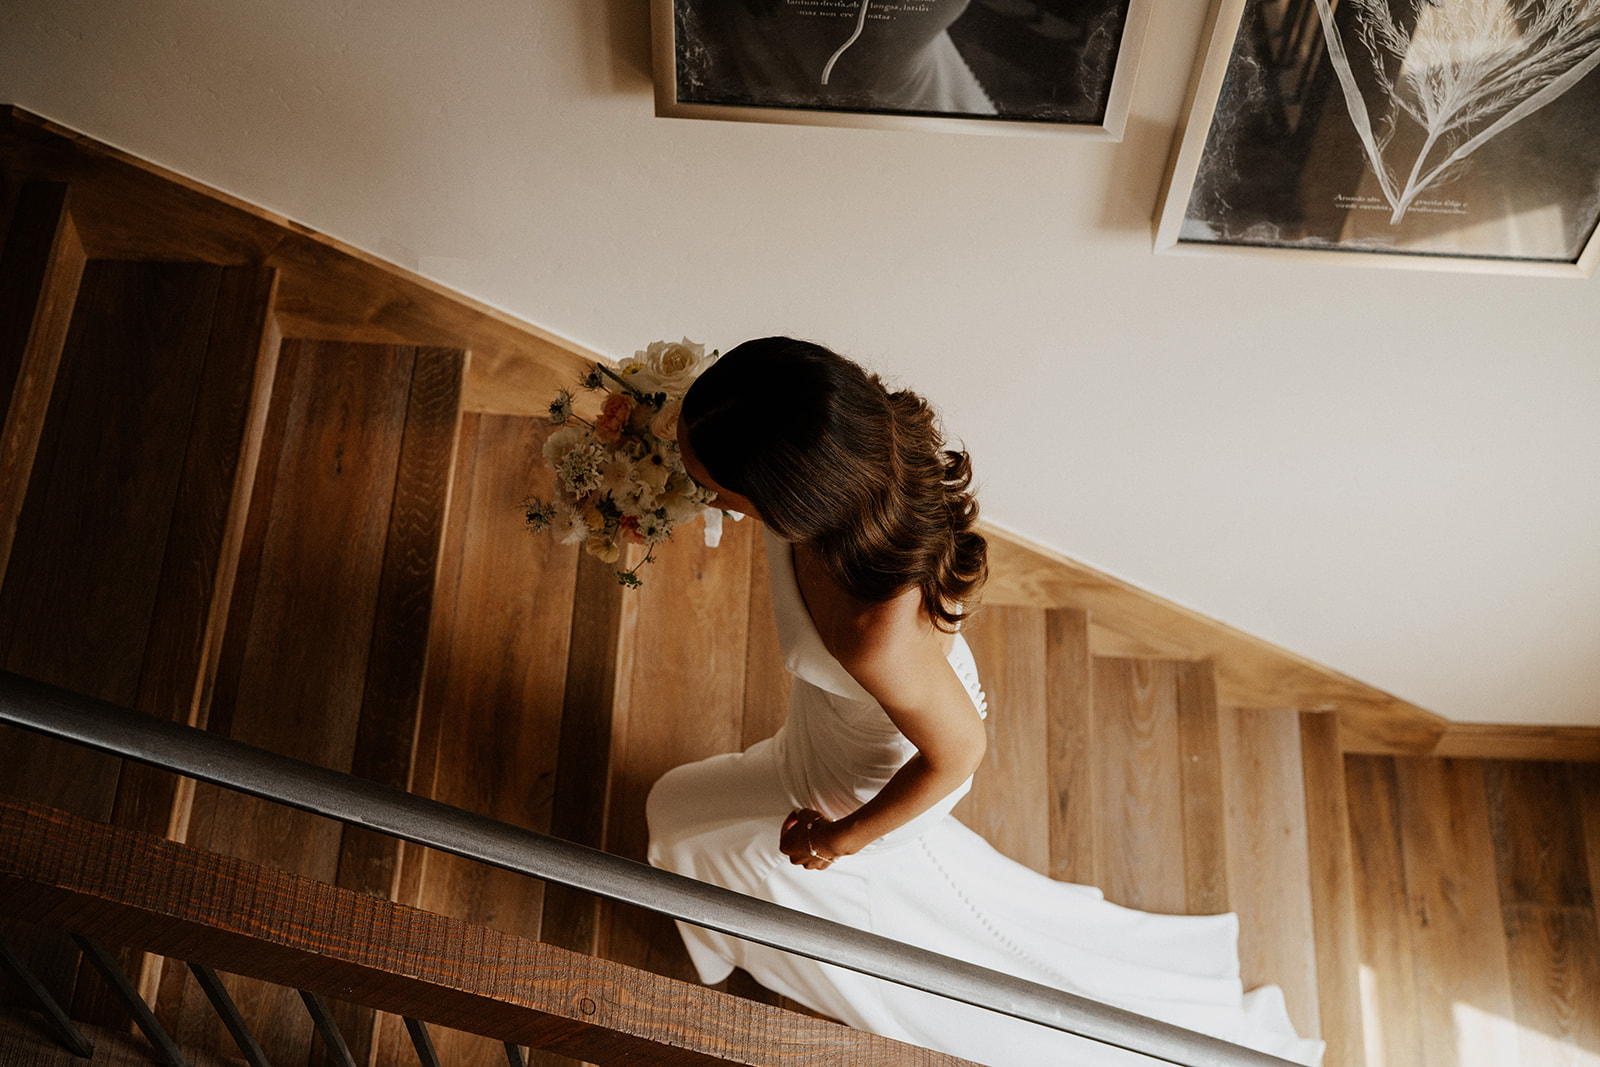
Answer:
0, 669, 1299, 1067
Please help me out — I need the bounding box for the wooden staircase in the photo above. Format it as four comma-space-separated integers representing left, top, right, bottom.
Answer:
3, 107, 1599, 1067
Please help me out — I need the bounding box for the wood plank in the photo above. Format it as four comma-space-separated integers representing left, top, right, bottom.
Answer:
1344, 755, 1424, 1067
954, 606, 1050, 874
330, 346, 464, 1067
741, 529, 790, 749
191, 338, 416, 853
377, 408, 469, 1067
981, 527, 1447, 752
1484, 761, 1600, 1064
1499, 903, 1600, 1067
1485, 761, 1593, 910
173, 339, 415, 1066
1045, 608, 1095, 885
0, 182, 84, 585
195, 334, 302, 747
0, 108, 592, 417
0, 796, 983, 1067
97, 266, 280, 1024
1394, 758, 1519, 1067
111, 266, 280, 845
540, 548, 628, 967
392, 413, 580, 1067
1176, 661, 1228, 915
1, 260, 221, 710
1085, 617, 1190, 661
1430, 724, 1600, 763
1090, 658, 1186, 913
336, 346, 465, 897
1217, 708, 1319, 1039
1298, 712, 1365, 1067
1334, 705, 1450, 758
603, 517, 753, 981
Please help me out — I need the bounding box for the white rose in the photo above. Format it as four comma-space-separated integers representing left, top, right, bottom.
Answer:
629, 338, 716, 397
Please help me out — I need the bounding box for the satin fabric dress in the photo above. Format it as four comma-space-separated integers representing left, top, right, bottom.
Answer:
647, 530, 1324, 1066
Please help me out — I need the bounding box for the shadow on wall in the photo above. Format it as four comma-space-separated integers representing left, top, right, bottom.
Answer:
593, 0, 657, 94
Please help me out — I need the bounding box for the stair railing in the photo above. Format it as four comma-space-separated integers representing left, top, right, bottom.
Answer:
0, 668, 1299, 1067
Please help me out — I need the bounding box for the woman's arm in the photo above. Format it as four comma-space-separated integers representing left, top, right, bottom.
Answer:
779, 598, 986, 869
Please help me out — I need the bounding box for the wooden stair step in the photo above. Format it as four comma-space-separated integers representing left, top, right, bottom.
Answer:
1082, 656, 1223, 917
956, 604, 1052, 874
600, 519, 758, 983
0, 248, 280, 1028
1341, 754, 1600, 1067
400, 411, 582, 1067
1217, 707, 1319, 1041
167, 338, 465, 1067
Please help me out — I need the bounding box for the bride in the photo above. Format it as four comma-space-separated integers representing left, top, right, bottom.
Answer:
646, 337, 1323, 1066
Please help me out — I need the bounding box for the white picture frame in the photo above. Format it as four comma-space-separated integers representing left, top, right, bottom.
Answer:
1154, 0, 1600, 275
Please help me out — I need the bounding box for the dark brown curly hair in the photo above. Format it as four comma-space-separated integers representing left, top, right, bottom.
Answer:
681, 337, 986, 630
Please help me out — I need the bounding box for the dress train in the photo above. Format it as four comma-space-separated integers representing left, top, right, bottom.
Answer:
647, 531, 1324, 1066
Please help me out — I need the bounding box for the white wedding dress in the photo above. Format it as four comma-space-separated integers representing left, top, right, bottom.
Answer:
647, 530, 1324, 1067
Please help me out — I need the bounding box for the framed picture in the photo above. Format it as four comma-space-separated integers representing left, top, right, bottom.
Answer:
651, 0, 1153, 140
1155, 0, 1600, 274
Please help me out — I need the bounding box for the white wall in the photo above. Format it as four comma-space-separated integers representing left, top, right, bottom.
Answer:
5, 0, 1598, 723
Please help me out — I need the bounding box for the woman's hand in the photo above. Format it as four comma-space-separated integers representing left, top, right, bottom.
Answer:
780, 808, 848, 870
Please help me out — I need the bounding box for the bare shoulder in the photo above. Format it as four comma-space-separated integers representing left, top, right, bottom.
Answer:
793, 545, 939, 660
793, 543, 983, 769
800, 568, 950, 698
833, 588, 937, 665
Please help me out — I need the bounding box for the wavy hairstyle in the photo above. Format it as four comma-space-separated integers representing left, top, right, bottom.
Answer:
681, 337, 986, 630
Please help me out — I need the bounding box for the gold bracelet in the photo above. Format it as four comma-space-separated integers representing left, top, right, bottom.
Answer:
804, 815, 831, 862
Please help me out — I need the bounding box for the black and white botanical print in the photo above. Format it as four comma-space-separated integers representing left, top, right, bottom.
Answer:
1318, 0, 1600, 222
1183, 0, 1600, 260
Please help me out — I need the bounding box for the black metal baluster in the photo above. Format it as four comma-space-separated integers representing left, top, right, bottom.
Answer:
403, 1016, 442, 1067
0, 938, 94, 1057
298, 990, 358, 1067
188, 962, 272, 1067
504, 1041, 528, 1067
71, 935, 188, 1067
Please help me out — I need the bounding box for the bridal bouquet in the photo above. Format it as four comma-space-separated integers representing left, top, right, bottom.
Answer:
525, 339, 726, 588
